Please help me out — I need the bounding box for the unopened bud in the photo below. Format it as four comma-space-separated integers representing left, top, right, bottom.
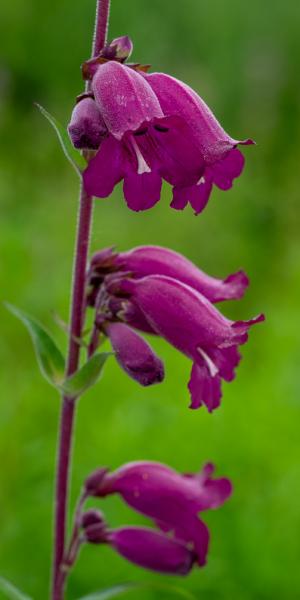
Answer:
68, 98, 107, 150
81, 509, 108, 544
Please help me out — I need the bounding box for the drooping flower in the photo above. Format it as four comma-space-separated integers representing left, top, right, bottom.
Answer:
78, 40, 252, 213
89, 245, 249, 304
107, 274, 264, 411
146, 72, 253, 213
85, 460, 232, 567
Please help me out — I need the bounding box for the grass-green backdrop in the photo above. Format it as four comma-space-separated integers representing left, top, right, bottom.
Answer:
1, 0, 300, 598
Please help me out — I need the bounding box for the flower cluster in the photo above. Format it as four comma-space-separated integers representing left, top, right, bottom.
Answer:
86, 245, 264, 412
78, 460, 232, 574
68, 36, 253, 214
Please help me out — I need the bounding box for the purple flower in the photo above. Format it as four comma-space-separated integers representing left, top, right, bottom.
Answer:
108, 526, 197, 574
85, 460, 232, 566
109, 275, 264, 411
68, 97, 107, 150
105, 321, 164, 386
146, 72, 253, 214
82, 58, 252, 213
90, 245, 249, 303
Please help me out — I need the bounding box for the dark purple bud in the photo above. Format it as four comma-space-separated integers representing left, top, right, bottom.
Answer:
81, 509, 108, 544
109, 36, 133, 60
108, 527, 196, 575
106, 322, 164, 386
68, 98, 107, 149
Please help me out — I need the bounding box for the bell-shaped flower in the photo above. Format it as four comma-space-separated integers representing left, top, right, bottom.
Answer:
146, 72, 253, 214
68, 97, 107, 149
107, 526, 197, 574
85, 460, 232, 566
106, 321, 164, 386
108, 275, 264, 411
81, 60, 252, 213
90, 245, 249, 303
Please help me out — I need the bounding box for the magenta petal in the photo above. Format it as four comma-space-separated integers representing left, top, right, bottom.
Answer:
171, 179, 213, 215
106, 322, 164, 386
123, 170, 162, 211
188, 362, 222, 412
117, 245, 249, 303
211, 148, 245, 190
109, 527, 195, 575
83, 135, 124, 198
92, 62, 163, 140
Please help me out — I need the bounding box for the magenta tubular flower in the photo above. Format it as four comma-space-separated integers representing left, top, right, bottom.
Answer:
108, 527, 196, 575
113, 245, 249, 303
68, 97, 107, 150
85, 460, 232, 566
82, 61, 227, 212
106, 321, 164, 386
110, 275, 264, 411
146, 72, 253, 214
81, 59, 253, 213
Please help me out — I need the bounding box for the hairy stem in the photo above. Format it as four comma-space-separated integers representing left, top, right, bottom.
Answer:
52, 186, 93, 599
52, 2, 111, 597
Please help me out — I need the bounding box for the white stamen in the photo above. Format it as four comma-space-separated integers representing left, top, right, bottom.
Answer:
131, 137, 151, 175
197, 347, 219, 377
197, 176, 206, 185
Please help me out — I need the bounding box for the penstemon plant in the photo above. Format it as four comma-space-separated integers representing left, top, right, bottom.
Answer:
2, 1, 265, 599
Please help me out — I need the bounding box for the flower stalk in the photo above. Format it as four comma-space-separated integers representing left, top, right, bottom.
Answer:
52, 2, 111, 597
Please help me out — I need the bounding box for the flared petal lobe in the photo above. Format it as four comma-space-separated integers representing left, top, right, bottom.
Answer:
106, 322, 164, 386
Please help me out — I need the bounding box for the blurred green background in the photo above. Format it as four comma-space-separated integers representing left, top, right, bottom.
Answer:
1, 0, 300, 598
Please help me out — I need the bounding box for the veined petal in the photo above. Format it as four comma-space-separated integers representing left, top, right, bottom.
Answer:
92, 61, 163, 140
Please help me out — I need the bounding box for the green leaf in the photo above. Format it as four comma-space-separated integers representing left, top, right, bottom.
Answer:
77, 585, 137, 600
5, 303, 65, 387
77, 583, 196, 600
35, 103, 86, 174
61, 352, 111, 398
0, 576, 32, 600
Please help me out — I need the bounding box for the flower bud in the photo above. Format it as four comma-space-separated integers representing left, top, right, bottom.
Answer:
68, 97, 107, 149
109, 36, 133, 60
81, 509, 108, 544
106, 321, 164, 386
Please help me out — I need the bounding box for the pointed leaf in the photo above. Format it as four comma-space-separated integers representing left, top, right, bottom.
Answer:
0, 576, 32, 600
77, 583, 196, 600
5, 303, 65, 387
35, 103, 86, 174
77, 585, 136, 600
61, 353, 111, 398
